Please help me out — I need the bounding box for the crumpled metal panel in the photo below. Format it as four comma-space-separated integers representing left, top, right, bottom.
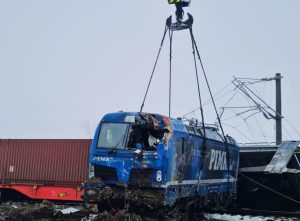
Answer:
265, 141, 300, 173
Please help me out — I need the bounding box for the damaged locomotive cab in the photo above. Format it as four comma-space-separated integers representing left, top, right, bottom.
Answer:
97, 113, 170, 152
127, 114, 169, 151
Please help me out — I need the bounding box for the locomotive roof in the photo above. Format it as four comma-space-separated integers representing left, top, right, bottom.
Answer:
100, 112, 237, 145
101, 112, 178, 126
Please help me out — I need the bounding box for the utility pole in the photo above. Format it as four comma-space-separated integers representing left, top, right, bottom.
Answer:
275, 73, 282, 145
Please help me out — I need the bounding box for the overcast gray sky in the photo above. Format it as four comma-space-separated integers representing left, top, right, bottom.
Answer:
0, 1, 300, 142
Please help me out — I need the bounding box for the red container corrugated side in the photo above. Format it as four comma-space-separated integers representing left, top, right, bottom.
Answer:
0, 139, 92, 201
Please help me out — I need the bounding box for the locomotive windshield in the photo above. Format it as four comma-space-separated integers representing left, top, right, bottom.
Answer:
96, 114, 173, 151
97, 123, 129, 149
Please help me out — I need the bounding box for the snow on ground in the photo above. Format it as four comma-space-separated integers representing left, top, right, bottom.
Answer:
205, 213, 298, 221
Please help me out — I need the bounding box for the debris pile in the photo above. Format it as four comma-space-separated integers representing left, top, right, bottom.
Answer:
0, 201, 214, 221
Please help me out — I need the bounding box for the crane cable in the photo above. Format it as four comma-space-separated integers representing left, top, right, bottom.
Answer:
190, 27, 206, 139
140, 24, 168, 113
140, 15, 232, 193
168, 29, 174, 118
189, 27, 207, 192
189, 28, 231, 193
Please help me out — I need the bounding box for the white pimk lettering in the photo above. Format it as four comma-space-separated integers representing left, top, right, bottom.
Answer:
209, 149, 216, 170
213, 150, 220, 170
209, 149, 230, 171
222, 152, 228, 170
93, 157, 112, 162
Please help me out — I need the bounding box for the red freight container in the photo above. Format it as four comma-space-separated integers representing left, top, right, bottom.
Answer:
0, 139, 91, 201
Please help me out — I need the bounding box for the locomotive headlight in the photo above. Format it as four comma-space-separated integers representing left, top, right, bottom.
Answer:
86, 188, 97, 197
88, 163, 95, 178
156, 170, 162, 182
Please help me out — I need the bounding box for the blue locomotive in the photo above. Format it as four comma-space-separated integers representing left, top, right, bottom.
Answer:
83, 112, 240, 211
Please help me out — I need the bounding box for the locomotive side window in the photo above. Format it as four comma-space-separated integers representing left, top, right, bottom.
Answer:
97, 123, 129, 149
204, 129, 223, 142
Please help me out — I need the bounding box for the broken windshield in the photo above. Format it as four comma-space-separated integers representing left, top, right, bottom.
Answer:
97, 123, 129, 149
127, 125, 168, 151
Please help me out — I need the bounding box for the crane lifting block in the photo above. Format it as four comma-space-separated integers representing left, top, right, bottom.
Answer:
166, 13, 193, 31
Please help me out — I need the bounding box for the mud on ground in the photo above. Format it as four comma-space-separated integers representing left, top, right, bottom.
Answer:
0, 201, 210, 221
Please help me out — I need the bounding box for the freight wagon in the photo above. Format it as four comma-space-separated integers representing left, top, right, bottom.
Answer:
0, 139, 91, 201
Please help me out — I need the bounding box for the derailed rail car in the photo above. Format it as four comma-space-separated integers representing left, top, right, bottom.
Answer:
83, 112, 240, 210
0, 139, 91, 201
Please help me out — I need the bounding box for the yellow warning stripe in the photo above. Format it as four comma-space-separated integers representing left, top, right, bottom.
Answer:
168, 0, 182, 4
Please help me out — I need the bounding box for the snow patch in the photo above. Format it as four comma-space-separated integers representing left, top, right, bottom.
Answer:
205, 213, 296, 221
59, 207, 80, 214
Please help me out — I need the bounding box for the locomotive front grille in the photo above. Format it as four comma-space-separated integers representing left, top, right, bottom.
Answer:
94, 165, 118, 181
129, 169, 153, 186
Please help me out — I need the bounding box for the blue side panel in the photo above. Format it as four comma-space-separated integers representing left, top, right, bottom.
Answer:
86, 112, 240, 207
162, 132, 239, 205
164, 182, 237, 205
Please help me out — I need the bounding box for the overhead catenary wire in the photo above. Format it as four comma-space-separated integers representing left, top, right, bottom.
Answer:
221, 108, 257, 122
222, 107, 274, 142
282, 123, 296, 141
243, 117, 256, 142
253, 114, 268, 143
243, 110, 262, 120
222, 122, 253, 142
206, 87, 238, 106
219, 85, 241, 115
222, 106, 268, 109
283, 118, 300, 139
186, 74, 300, 143
232, 79, 271, 118
222, 79, 276, 142
235, 77, 268, 81
233, 77, 278, 119
195, 77, 272, 143
249, 83, 269, 142
244, 93, 264, 141
233, 77, 300, 141
223, 96, 255, 142
182, 83, 237, 118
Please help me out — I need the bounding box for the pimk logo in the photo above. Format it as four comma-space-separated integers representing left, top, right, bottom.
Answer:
208, 149, 235, 171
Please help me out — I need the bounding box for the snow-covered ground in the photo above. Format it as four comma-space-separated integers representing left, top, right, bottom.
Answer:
205, 213, 298, 221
